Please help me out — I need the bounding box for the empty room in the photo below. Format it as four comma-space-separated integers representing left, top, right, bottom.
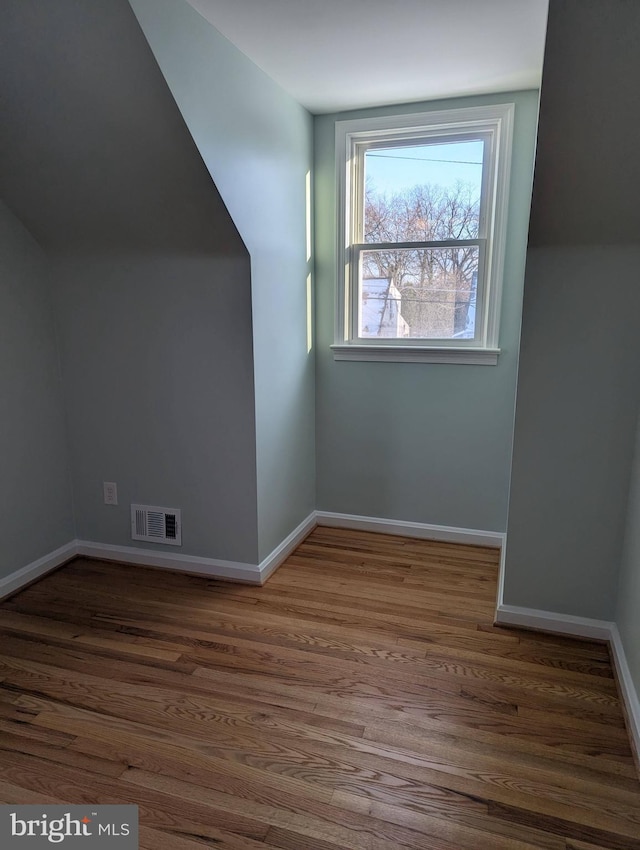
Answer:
1, 1, 639, 848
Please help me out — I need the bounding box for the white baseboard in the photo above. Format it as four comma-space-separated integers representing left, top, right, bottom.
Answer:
0, 541, 79, 601
0, 514, 317, 597
495, 538, 614, 641
609, 624, 640, 767
76, 540, 264, 584
494, 603, 615, 641
78, 511, 317, 586
496, 542, 507, 614
315, 510, 505, 548
258, 513, 317, 583
0, 512, 503, 600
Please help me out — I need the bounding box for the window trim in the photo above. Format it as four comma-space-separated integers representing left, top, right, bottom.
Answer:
334, 103, 515, 364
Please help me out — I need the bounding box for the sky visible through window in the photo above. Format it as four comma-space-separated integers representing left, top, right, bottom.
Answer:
361, 139, 484, 340
365, 139, 484, 196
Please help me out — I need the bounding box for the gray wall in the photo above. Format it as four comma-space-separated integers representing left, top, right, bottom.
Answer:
53, 254, 258, 563
0, 202, 74, 577
0, 0, 242, 257
527, 0, 640, 248
503, 246, 640, 618
129, 0, 316, 560
504, 0, 640, 625
314, 91, 539, 532
1, 0, 260, 564
617, 414, 640, 692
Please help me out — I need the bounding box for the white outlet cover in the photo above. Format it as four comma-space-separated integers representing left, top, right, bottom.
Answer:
103, 481, 118, 505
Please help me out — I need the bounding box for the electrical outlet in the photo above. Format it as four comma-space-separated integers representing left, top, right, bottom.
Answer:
103, 481, 118, 505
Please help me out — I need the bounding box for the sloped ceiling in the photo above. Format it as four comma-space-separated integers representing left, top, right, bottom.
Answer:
529, 0, 640, 246
0, 0, 243, 254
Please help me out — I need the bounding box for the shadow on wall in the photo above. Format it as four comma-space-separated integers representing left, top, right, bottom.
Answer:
0, 0, 261, 567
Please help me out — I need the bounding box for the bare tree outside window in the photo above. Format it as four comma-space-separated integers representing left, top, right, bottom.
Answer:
360, 145, 482, 340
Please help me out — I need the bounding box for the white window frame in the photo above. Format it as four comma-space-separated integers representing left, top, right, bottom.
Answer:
332, 103, 515, 364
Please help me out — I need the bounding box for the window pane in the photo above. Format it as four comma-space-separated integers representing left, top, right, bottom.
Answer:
364, 140, 483, 243
359, 247, 479, 340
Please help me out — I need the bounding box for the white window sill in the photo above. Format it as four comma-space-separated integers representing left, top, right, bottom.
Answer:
330, 344, 500, 365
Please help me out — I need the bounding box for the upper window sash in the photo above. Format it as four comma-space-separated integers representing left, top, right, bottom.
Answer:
352, 131, 493, 246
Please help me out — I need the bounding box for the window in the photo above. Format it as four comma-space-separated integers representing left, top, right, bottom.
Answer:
333, 104, 514, 364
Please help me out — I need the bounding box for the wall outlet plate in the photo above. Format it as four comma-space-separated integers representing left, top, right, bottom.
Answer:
103, 481, 118, 505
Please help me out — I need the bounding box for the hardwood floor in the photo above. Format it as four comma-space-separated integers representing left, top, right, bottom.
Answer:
0, 526, 638, 849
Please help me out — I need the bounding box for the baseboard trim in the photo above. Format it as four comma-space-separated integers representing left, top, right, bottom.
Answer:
609, 624, 640, 770
0, 513, 502, 599
0, 541, 79, 601
496, 542, 507, 614
494, 603, 615, 641
0, 514, 317, 597
258, 513, 317, 583
315, 511, 504, 548
76, 511, 318, 586
76, 540, 263, 584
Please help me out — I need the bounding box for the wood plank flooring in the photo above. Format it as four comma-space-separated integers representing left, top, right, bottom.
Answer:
0, 526, 638, 849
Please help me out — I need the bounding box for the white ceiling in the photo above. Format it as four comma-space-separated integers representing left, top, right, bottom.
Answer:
185, 0, 549, 114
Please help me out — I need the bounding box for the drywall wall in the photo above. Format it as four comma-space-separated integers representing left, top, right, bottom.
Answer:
503, 246, 640, 618
617, 412, 640, 697
314, 91, 538, 532
504, 1, 640, 621
53, 254, 258, 562
129, 0, 316, 561
0, 202, 74, 577
1, 0, 260, 564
